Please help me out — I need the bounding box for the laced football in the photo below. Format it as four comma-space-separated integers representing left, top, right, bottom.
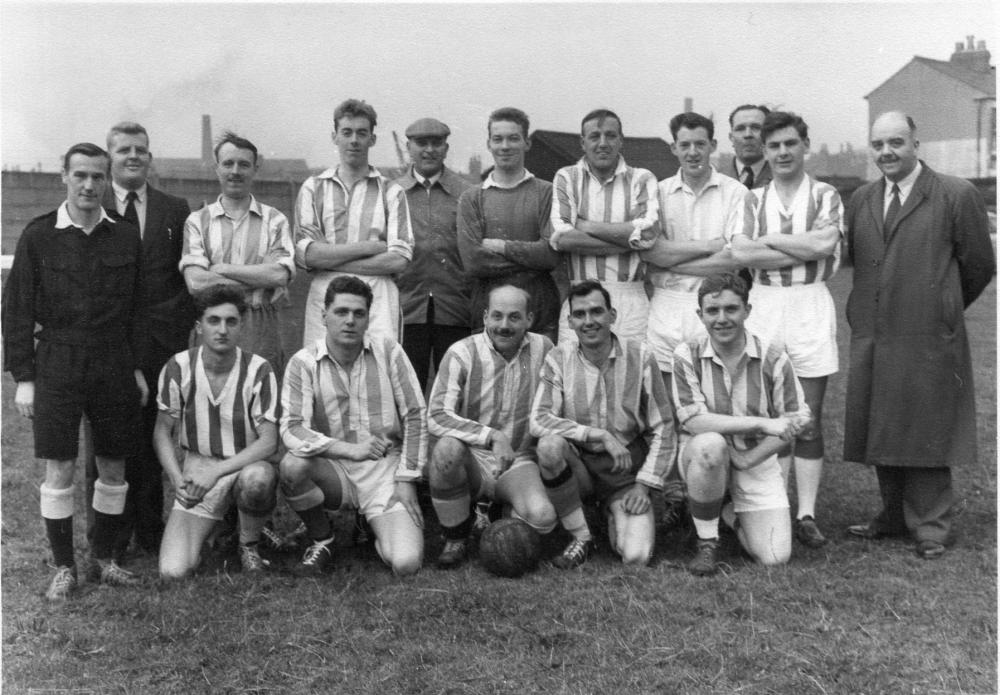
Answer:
479, 518, 542, 578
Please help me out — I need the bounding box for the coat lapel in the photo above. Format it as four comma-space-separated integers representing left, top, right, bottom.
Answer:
884, 165, 931, 245
866, 178, 887, 239
143, 185, 166, 251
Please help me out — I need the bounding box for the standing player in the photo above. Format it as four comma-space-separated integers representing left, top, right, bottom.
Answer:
296, 99, 413, 346
155, 286, 279, 579
427, 285, 557, 568
550, 109, 660, 344
394, 117, 474, 391
531, 281, 675, 568
458, 107, 561, 342
730, 111, 843, 548
180, 131, 295, 375
672, 273, 810, 575
3, 143, 147, 599
280, 276, 427, 576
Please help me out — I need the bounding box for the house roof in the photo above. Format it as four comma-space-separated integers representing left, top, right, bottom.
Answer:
866, 56, 996, 99
152, 157, 312, 180
527, 129, 679, 181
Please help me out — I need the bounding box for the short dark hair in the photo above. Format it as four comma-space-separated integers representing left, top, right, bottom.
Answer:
334, 99, 377, 131
669, 112, 715, 141
106, 122, 149, 150
193, 284, 247, 317
214, 131, 258, 164
761, 111, 808, 143
63, 143, 109, 171
488, 107, 530, 139
567, 280, 612, 312
324, 275, 373, 309
728, 104, 771, 127
580, 109, 624, 137
697, 272, 749, 308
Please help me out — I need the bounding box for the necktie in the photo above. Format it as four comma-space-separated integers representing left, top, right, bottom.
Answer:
741, 166, 754, 189
124, 190, 140, 230
423, 180, 433, 193
883, 183, 901, 235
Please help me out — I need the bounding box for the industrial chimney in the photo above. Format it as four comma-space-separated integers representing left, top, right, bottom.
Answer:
202, 115, 212, 164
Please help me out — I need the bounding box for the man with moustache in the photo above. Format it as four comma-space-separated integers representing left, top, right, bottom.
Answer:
85, 121, 194, 560
532, 281, 675, 568
394, 118, 474, 391
458, 107, 561, 343
641, 112, 755, 529
296, 99, 413, 347
180, 131, 295, 375
843, 111, 994, 559
3, 142, 147, 599
730, 112, 843, 549
427, 284, 557, 568
550, 109, 660, 344
726, 105, 772, 190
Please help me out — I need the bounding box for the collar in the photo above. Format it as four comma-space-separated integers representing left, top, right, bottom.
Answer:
315, 334, 373, 364
412, 169, 442, 187
112, 181, 147, 204
578, 155, 628, 183
700, 329, 760, 364
665, 166, 723, 194
208, 194, 264, 219
883, 161, 922, 199
484, 330, 533, 360
482, 169, 535, 190
317, 165, 383, 182
735, 158, 766, 178
55, 201, 114, 230
401, 166, 467, 197
575, 333, 622, 366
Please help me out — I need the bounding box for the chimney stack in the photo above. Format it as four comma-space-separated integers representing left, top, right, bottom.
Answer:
950, 36, 991, 72
202, 115, 212, 164
684, 97, 693, 113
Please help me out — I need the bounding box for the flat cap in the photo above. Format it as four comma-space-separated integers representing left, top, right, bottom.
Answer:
405, 118, 450, 139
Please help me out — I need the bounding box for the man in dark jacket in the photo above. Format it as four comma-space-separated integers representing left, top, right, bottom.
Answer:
843, 111, 994, 559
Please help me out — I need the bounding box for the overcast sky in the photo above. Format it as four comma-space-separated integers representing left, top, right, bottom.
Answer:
1, 1, 995, 173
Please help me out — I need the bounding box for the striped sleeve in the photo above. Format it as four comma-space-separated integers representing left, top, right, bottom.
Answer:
727, 187, 757, 242
671, 341, 709, 426
427, 343, 493, 447
156, 355, 184, 419
387, 341, 427, 481
634, 348, 676, 489
179, 208, 211, 271
529, 348, 592, 443
385, 182, 414, 261
293, 177, 323, 268
626, 169, 660, 250
250, 359, 278, 425
549, 166, 577, 245
264, 209, 296, 279
769, 348, 811, 429
280, 349, 335, 457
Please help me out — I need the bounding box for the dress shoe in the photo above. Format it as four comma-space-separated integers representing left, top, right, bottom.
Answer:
846, 522, 905, 540
916, 540, 946, 560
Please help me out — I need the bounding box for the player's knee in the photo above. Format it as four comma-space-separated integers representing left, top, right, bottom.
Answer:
620, 544, 653, 567
536, 435, 566, 472
239, 463, 277, 508
796, 418, 821, 443
158, 556, 193, 581
429, 438, 467, 483
388, 548, 423, 577
279, 453, 311, 490
521, 501, 557, 534
686, 433, 728, 471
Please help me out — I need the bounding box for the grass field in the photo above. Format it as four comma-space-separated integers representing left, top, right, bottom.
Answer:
2, 270, 996, 694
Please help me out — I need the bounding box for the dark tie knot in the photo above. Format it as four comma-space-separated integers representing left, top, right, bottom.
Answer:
126, 190, 139, 202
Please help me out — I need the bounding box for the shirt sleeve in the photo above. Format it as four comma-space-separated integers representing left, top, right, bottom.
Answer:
387, 342, 428, 481
529, 349, 593, 443
1, 226, 39, 382
457, 188, 520, 277
280, 351, 337, 457
626, 170, 660, 250
384, 182, 414, 261
156, 356, 183, 419
549, 167, 577, 247
724, 187, 756, 242
293, 177, 324, 269
179, 209, 211, 271
670, 342, 710, 427
265, 210, 296, 281
426, 345, 494, 447
771, 349, 811, 430
633, 349, 676, 490
250, 360, 278, 425
504, 183, 560, 271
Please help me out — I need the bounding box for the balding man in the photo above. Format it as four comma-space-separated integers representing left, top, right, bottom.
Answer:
394, 118, 474, 391
843, 111, 994, 559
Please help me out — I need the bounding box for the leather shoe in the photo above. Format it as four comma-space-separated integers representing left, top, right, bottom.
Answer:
846, 522, 904, 540
916, 540, 946, 560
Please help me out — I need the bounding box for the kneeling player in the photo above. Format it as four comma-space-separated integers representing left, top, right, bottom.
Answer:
672, 273, 810, 576
280, 276, 427, 577
428, 285, 557, 568
530, 281, 675, 568
155, 286, 279, 579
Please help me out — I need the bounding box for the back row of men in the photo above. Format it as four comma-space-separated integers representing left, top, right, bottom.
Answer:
3, 101, 993, 602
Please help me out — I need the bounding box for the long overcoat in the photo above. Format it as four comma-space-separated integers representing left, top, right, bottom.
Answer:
843, 163, 994, 468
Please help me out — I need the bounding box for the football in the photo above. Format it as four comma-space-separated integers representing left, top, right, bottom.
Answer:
479, 518, 542, 578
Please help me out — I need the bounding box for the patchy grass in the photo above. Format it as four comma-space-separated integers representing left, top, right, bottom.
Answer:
2, 270, 996, 694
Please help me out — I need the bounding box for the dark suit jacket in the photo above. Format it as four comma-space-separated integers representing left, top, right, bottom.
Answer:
104, 184, 194, 371
726, 159, 772, 189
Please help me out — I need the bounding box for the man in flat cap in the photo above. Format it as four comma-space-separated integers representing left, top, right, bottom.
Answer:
394, 118, 475, 391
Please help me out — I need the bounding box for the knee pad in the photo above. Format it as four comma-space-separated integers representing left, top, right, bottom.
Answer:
93, 480, 129, 515
40, 484, 74, 520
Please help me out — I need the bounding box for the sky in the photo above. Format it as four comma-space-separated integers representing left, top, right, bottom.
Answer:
1, 1, 996, 173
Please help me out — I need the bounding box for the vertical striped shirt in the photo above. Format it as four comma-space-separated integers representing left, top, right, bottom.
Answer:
180, 195, 295, 306
530, 335, 676, 490
294, 167, 413, 268
280, 336, 427, 481
157, 347, 277, 459
671, 331, 810, 451
650, 168, 757, 291
752, 175, 844, 286
428, 332, 553, 456
551, 157, 660, 283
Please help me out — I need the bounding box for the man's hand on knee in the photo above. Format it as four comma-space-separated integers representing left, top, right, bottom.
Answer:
489, 430, 516, 478
620, 483, 652, 515
387, 481, 423, 528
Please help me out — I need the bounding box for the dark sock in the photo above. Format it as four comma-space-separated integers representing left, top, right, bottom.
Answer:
45, 516, 75, 568
91, 510, 122, 560
443, 517, 473, 541
298, 505, 333, 541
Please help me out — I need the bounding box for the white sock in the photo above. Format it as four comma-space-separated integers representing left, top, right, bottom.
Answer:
795, 457, 823, 519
